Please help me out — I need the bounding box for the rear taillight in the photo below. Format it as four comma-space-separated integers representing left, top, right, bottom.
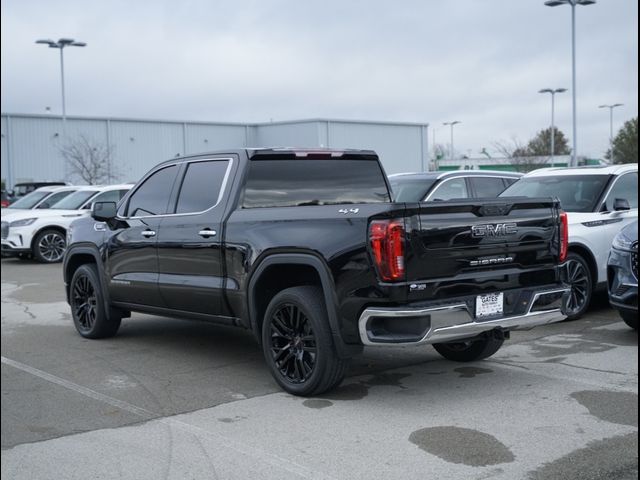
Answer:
559, 211, 569, 263
369, 219, 405, 282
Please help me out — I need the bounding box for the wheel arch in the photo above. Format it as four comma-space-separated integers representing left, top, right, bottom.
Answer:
30, 224, 67, 251
64, 245, 111, 312
247, 253, 358, 358
568, 242, 599, 287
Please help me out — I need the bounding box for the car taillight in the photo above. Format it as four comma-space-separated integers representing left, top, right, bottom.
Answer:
559, 211, 569, 263
369, 219, 405, 282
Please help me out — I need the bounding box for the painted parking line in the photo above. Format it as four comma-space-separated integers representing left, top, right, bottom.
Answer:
1, 355, 336, 480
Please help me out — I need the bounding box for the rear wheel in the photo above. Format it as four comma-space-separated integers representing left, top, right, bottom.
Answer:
564, 252, 593, 320
433, 336, 504, 362
620, 310, 638, 331
70, 264, 121, 339
32, 229, 66, 263
261, 286, 349, 396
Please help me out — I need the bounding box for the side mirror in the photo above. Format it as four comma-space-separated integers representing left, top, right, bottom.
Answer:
613, 198, 631, 212
91, 201, 118, 222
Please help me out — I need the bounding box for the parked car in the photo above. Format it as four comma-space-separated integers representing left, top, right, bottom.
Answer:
1, 190, 10, 208
500, 164, 638, 319
608, 221, 638, 330
8, 181, 68, 200
389, 170, 522, 202
1, 184, 132, 263
64, 148, 569, 396
1, 185, 79, 212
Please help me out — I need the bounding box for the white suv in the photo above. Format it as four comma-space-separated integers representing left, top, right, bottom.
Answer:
501, 164, 638, 318
1, 185, 80, 212
1, 184, 132, 263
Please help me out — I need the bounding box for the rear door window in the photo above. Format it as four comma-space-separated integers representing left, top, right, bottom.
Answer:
175, 160, 230, 214
242, 159, 390, 208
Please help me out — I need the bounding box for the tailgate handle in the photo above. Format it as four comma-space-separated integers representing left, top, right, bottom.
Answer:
478, 204, 513, 217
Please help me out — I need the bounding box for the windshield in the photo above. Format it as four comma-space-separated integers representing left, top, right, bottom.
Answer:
389, 177, 437, 202
50, 190, 98, 210
8, 190, 50, 209
500, 175, 610, 213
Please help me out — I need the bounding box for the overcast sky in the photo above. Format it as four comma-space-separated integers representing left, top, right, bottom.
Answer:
1, 0, 637, 158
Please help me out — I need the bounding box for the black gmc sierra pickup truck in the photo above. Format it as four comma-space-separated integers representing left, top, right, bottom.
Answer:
64, 148, 570, 396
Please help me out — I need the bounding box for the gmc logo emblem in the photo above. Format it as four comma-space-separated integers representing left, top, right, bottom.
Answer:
471, 223, 518, 238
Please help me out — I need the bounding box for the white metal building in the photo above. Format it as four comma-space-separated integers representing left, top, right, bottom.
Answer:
1, 113, 429, 187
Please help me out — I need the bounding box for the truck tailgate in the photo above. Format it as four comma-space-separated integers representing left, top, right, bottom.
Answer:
404, 198, 561, 301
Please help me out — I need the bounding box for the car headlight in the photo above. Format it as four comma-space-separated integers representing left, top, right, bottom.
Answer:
9, 218, 37, 227
612, 229, 636, 251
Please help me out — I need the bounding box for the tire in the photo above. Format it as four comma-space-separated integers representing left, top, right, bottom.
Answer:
70, 264, 121, 339
433, 336, 504, 362
564, 252, 593, 320
620, 310, 638, 331
32, 229, 66, 263
261, 286, 349, 396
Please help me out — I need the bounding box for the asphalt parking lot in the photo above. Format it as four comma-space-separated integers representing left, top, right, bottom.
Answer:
1, 257, 638, 480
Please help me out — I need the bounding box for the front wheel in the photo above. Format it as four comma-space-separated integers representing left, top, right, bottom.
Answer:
564, 253, 593, 320
32, 229, 66, 263
433, 336, 504, 362
70, 264, 121, 339
261, 286, 349, 396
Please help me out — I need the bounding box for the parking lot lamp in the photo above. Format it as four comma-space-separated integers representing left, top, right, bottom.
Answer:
443, 121, 461, 162
598, 103, 623, 163
544, 0, 596, 167
539, 88, 567, 167
35, 38, 86, 136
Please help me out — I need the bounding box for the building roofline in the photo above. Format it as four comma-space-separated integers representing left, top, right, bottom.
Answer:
1, 112, 429, 129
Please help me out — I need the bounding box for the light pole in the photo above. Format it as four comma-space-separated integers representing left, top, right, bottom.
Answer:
35, 38, 86, 136
539, 88, 567, 167
443, 121, 461, 161
598, 103, 623, 163
544, 0, 596, 167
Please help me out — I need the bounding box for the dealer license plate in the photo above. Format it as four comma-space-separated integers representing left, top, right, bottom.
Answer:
476, 292, 504, 319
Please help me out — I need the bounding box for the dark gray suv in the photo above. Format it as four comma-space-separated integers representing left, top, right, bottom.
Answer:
608, 221, 638, 330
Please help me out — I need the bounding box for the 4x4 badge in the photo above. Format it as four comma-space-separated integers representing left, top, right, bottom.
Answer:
338, 208, 360, 214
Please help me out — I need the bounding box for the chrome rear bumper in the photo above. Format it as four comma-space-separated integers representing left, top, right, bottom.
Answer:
358, 287, 570, 346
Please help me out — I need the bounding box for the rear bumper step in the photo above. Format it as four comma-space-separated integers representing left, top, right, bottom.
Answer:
358, 287, 570, 346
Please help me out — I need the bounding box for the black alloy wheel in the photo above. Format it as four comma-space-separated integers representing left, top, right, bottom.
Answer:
268, 304, 317, 384
72, 273, 98, 334
564, 253, 592, 320
70, 264, 122, 339
261, 286, 349, 396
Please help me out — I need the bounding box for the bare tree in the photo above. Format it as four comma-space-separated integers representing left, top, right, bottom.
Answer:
493, 136, 549, 173
59, 135, 119, 184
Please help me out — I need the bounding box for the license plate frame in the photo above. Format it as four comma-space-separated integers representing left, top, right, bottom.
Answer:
475, 292, 504, 319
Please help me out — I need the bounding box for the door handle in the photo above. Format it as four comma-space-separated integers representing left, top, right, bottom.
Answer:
141, 230, 156, 238
198, 229, 217, 238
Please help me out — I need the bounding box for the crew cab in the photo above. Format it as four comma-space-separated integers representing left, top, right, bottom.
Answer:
64, 148, 570, 396
500, 164, 638, 319
1, 184, 132, 262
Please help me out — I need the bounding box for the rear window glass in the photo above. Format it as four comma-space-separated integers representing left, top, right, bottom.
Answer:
242, 159, 391, 208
